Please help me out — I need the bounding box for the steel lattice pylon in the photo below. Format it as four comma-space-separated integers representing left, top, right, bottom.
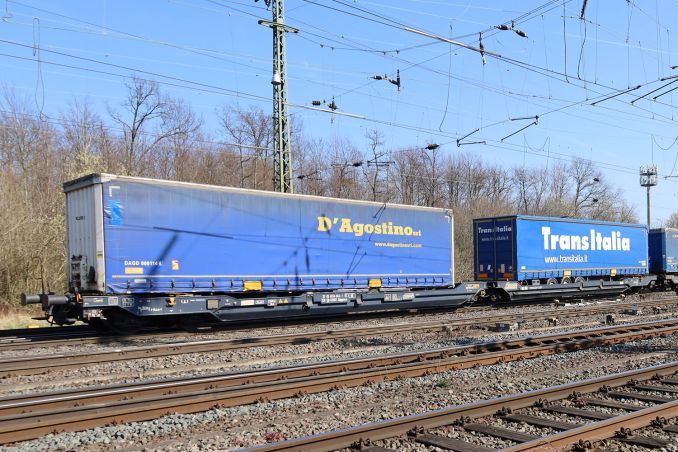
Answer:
259, 0, 297, 193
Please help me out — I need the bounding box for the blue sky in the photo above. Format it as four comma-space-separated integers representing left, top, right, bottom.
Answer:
1, 0, 677, 223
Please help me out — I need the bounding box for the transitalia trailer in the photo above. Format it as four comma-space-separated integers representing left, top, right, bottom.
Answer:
23, 174, 482, 328
473, 215, 654, 302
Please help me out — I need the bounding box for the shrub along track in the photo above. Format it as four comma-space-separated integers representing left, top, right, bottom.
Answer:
246, 362, 678, 451
0, 297, 675, 378
1, 318, 678, 444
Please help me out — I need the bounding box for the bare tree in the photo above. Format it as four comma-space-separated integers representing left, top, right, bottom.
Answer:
0, 88, 64, 306
544, 162, 570, 216
419, 146, 442, 207
217, 105, 273, 189
362, 129, 388, 202
0, 88, 48, 175
60, 100, 107, 178
512, 167, 533, 213
294, 137, 324, 196
570, 158, 603, 217
458, 154, 485, 205
154, 100, 202, 181
666, 212, 678, 228
392, 148, 419, 205
109, 77, 190, 176
324, 136, 363, 199
443, 160, 463, 209
485, 166, 511, 205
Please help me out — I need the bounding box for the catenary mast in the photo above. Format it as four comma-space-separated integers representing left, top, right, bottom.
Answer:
258, 0, 298, 193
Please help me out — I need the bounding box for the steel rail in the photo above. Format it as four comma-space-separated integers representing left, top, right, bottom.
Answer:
502, 399, 678, 450
242, 362, 678, 452
0, 326, 97, 346
0, 303, 504, 348
0, 306, 520, 351
1, 320, 678, 444
2, 318, 676, 417
0, 296, 673, 352
0, 298, 673, 377
0, 324, 93, 339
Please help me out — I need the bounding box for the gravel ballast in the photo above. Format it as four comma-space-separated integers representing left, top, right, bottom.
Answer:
4, 332, 678, 452
2, 306, 675, 397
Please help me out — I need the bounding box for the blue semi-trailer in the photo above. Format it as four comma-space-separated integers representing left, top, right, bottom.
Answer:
473, 215, 654, 302
24, 174, 482, 328
22, 175, 674, 329
649, 228, 678, 290
649, 228, 678, 274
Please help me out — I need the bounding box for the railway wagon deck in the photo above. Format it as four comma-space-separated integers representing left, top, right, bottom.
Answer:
27, 173, 480, 327
473, 215, 653, 302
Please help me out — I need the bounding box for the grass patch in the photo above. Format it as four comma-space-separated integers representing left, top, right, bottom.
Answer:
436, 378, 451, 388
0, 304, 45, 330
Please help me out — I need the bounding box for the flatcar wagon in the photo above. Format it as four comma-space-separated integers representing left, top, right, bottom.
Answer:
22, 174, 481, 329
473, 215, 656, 302
23, 175, 677, 330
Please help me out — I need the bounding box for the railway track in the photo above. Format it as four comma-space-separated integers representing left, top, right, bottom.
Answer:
0, 296, 674, 352
0, 324, 97, 344
0, 298, 674, 378
246, 362, 678, 451
1, 318, 677, 444
0, 305, 499, 350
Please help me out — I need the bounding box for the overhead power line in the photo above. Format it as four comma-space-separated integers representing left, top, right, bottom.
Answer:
1, 2, 677, 182
19, 0, 669, 119
302, 0, 500, 58
0, 107, 654, 181
3, 39, 676, 160
3, 20, 677, 136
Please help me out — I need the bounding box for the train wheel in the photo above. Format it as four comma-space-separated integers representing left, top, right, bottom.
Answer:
546, 278, 558, 285
560, 277, 572, 284
48, 305, 78, 326
574, 276, 586, 284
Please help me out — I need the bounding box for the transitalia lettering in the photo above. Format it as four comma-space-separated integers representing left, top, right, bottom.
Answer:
477, 225, 512, 234
541, 226, 631, 252
317, 216, 422, 237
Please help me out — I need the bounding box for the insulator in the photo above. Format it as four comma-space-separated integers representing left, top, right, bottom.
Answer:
271, 71, 282, 86
312, 100, 322, 106
479, 32, 486, 65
